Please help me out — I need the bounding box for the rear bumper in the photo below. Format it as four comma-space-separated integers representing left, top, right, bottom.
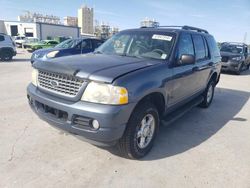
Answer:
27, 84, 136, 146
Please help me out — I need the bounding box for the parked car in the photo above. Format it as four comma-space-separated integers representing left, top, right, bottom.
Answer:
26, 40, 59, 52
220, 42, 250, 74
30, 38, 104, 64
14, 36, 27, 47
27, 26, 221, 159
23, 38, 40, 49
0, 33, 16, 61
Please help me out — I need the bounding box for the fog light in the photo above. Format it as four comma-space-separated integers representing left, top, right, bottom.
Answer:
92, 120, 100, 130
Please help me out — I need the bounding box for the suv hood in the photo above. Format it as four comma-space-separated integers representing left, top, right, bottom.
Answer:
33, 53, 161, 83
33, 48, 55, 54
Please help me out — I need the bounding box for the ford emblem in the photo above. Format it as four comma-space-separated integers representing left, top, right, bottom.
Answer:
50, 80, 59, 87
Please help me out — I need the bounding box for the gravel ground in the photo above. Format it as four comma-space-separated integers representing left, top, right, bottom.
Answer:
0, 50, 250, 188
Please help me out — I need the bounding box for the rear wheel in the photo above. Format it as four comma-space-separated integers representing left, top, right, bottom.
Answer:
118, 102, 159, 159
199, 80, 215, 108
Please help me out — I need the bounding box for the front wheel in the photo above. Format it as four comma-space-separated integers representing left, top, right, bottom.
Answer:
118, 102, 159, 159
199, 80, 215, 108
236, 63, 243, 75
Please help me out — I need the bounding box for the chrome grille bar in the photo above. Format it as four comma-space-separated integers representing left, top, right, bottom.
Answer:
38, 70, 85, 97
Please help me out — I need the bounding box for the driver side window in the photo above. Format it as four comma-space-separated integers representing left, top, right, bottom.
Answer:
177, 33, 194, 64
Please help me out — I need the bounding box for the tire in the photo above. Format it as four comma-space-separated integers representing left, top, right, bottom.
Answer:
0, 50, 13, 61
118, 102, 159, 159
199, 80, 215, 108
236, 63, 243, 75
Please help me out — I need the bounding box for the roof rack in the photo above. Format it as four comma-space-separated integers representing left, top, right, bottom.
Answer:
182, 25, 209, 34
140, 25, 209, 34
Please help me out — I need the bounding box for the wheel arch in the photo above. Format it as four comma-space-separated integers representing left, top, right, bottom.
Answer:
132, 92, 166, 118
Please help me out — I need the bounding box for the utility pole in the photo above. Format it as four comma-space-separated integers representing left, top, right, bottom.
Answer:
243, 32, 247, 43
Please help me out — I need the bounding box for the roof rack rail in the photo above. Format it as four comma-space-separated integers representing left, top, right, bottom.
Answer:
140, 25, 209, 34
182, 25, 209, 34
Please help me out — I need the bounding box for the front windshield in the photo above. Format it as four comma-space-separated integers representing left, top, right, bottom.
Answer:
220, 44, 243, 54
55, 39, 81, 49
97, 31, 175, 60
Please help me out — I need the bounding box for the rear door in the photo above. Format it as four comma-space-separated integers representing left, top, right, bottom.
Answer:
191, 34, 212, 91
169, 33, 197, 106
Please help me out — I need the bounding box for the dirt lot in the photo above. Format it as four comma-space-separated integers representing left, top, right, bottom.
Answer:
0, 50, 250, 188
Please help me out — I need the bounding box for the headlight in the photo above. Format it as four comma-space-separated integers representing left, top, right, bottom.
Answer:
47, 51, 59, 58
232, 56, 242, 61
81, 82, 128, 105
31, 68, 38, 86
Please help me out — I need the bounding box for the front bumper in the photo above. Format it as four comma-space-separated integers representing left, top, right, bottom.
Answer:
221, 61, 241, 72
27, 84, 136, 146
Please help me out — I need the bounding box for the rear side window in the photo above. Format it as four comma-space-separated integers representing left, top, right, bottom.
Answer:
93, 40, 103, 48
82, 39, 92, 50
192, 35, 206, 61
206, 36, 220, 57
177, 33, 194, 60
0, 35, 4, 41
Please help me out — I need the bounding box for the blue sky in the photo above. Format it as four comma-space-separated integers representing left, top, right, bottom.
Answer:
0, 0, 250, 43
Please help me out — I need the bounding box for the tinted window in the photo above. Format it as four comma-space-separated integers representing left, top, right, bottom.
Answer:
203, 37, 209, 59
206, 36, 220, 57
0, 35, 4, 41
93, 40, 103, 48
82, 39, 92, 50
193, 35, 206, 60
177, 33, 194, 60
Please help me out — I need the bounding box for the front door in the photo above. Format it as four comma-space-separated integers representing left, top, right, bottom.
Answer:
168, 33, 197, 106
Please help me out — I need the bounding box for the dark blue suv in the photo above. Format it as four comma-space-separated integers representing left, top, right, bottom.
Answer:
31, 38, 104, 64
27, 26, 221, 159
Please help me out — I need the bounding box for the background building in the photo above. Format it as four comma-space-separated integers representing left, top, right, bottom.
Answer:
0, 20, 6, 33
140, 18, 159, 28
78, 5, 94, 35
1, 21, 80, 39
63, 16, 78, 27
94, 20, 119, 39
18, 11, 61, 25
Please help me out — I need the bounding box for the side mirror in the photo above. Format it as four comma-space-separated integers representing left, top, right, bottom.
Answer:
179, 54, 195, 65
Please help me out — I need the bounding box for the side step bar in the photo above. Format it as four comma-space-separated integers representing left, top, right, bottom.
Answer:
161, 96, 204, 127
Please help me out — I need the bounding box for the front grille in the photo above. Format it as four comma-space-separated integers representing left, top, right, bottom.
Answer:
38, 70, 85, 97
221, 56, 229, 62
